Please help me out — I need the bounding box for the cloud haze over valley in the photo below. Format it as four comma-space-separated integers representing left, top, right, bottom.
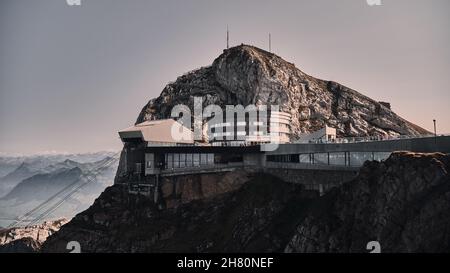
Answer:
1, 0, 449, 155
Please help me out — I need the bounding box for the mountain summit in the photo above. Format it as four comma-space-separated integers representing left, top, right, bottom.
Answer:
137, 44, 428, 138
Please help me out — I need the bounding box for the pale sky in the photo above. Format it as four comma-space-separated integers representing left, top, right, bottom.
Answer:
0, 0, 449, 155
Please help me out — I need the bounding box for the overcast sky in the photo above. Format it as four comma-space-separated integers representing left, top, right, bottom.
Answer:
0, 0, 449, 155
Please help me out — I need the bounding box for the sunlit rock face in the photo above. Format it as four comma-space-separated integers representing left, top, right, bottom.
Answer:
0, 219, 67, 253
136, 44, 429, 139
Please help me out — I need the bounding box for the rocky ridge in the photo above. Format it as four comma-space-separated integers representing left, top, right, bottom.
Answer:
0, 218, 67, 253
285, 152, 450, 252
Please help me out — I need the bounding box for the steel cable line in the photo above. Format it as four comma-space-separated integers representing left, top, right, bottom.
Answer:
7, 153, 119, 228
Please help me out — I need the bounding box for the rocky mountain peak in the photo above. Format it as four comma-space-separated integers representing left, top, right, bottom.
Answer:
136, 44, 429, 138
212, 44, 301, 109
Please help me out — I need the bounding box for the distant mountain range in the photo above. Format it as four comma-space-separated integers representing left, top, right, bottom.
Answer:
0, 162, 39, 196
0, 151, 117, 177
0, 152, 119, 228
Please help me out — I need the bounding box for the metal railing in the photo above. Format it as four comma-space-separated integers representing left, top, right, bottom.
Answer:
299, 134, 448, 145
160, 162, 245, 175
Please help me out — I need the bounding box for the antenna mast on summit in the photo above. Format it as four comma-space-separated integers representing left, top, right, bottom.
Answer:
227, 25, 229, 49
269, 33, 271, 53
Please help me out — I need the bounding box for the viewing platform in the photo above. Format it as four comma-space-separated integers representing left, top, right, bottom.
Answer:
116, 117, 450, 198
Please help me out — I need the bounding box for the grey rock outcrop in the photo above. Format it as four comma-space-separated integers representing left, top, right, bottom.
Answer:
285, 152, 450, 253
0, 218, 67, 253
136, 45, 429, 138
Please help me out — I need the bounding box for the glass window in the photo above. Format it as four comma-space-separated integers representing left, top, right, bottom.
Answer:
200, 153, 207, 165
167, 154, 173, 169
193, 154, 200, 166
314, 153, 328, 165
329, 152, 346, 166
208, 153, 214, 165
374, 152, 391, 162
299, 154, 310, 164
173, 153, 180, 168
349, 152, 373, 166
180, 153, 186, 168
186, 153, 193, 167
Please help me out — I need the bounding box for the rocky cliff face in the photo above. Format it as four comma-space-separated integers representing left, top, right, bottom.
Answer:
160, 170, 251, 209
41, 152, 450, 253
42, 173, 318, 253
136, 45, 429, 138
0, 219, 67, 253
285, 152, 450, 253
